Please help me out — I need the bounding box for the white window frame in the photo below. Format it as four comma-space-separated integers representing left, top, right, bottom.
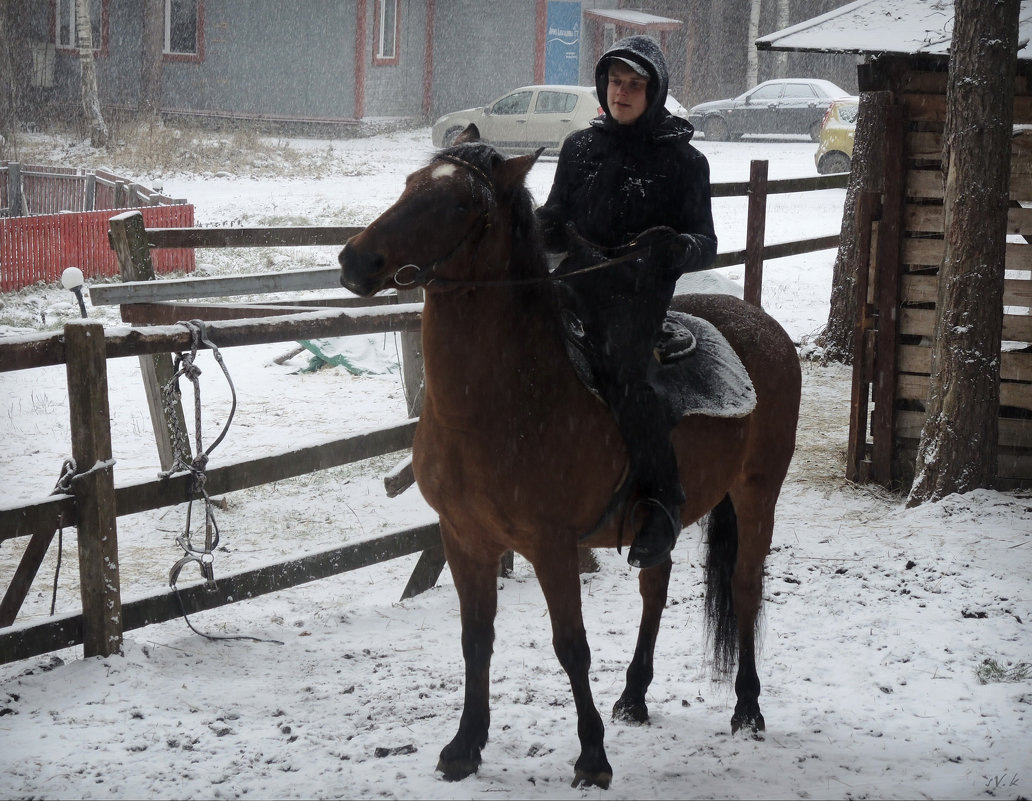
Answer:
55, 0, 105, 52
374, 0, 399, 65
164, 0, 200, 57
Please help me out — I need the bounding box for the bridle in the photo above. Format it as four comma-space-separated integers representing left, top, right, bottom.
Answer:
392, 153, 497, 290
391, 153, 654, 291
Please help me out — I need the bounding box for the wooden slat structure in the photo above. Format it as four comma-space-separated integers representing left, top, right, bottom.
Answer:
848, 57, 1032, 490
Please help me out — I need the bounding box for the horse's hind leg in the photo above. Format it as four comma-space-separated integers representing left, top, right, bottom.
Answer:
613, 559, 672, 723
436, 531, 501, 781
706, 493, 772, 734
732, 496, 777, 734
531, 547, 613, 789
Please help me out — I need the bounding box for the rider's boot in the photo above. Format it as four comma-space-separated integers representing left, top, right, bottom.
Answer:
627, 480, 684, 569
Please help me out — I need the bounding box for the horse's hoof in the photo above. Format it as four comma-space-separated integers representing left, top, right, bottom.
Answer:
612, 695, 649, 724
437, 742, 481, 782
731, 710, 766, 736
572, 750, 613, 789
571, 767, 613, 789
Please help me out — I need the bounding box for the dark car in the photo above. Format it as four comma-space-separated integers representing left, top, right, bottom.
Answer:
689, 78, 851, 142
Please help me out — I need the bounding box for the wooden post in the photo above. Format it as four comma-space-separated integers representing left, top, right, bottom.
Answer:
65, 320, 122, 657
396, 287, 425, 417
108, 210, 188, 471
8, 162, 21, 216
84, 173, 96, 211
744, 159, 768, 307
869, 104, 906, 488
846, 190, 880, 483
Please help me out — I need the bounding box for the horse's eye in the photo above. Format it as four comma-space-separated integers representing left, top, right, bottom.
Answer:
454, 203, 468, 214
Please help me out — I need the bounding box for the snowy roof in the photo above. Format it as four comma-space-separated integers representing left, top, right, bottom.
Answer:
755, 0, 1032, 61
583, 9, 682, 30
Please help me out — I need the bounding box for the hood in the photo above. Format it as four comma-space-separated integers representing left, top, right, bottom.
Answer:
594, 34, 670, 131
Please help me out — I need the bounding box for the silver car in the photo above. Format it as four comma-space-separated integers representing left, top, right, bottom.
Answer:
689, 78, 851, 142
432, 84, 690, 152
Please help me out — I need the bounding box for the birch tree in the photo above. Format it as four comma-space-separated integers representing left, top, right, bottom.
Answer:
746, 0, 761, 88
76, 0, 108, 147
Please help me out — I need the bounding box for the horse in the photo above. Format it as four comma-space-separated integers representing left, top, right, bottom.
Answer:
338, 130, 801, 789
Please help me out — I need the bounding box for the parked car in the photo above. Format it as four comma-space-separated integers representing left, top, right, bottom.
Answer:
431, 85, 690, 152
688, 78, 851, 142
814, 97, 859, 174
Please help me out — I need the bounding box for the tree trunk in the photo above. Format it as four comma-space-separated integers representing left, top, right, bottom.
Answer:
745, 0, 761, 89
774, 0, 789, 78
140, 0, 164, 117
76, 0, 108, 147
819, 90, 891, 363
906, 0, 1019, 506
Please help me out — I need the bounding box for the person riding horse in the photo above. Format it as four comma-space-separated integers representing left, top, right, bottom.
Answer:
536, 35, 718, 569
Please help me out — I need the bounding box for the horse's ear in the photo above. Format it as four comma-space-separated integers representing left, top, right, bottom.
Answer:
454, 124, 481, 144
493, 148, 542, 195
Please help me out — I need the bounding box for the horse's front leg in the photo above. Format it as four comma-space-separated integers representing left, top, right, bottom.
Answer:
613, 557, 672, 723
532, 547, 613, 789
436, 529, 501, 781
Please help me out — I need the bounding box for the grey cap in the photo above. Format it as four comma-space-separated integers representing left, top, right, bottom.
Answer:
608, 55, 649, 78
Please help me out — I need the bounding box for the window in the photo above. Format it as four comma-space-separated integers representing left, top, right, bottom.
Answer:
748, 84, 783, 103
373, 0, 399, 66
165, 0, 203, 60
54, 0, 108, 53
534, 91, 578, 115
782, 83, 818, 100
491, 91, 532, 116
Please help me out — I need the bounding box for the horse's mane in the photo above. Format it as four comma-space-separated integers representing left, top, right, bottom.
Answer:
436, 142, 550, 283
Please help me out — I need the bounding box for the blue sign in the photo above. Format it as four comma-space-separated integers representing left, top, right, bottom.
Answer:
545, 1, 581, 85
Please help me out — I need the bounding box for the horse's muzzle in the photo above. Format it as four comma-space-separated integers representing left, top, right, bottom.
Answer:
338, 241, 385, 297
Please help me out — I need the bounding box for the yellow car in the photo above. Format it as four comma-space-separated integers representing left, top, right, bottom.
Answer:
814, 97, 859, 174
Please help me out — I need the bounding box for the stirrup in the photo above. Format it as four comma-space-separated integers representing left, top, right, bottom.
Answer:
627, 498, 681, 569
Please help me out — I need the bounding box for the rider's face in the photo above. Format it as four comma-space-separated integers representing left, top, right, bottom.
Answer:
606, 63, 649, 125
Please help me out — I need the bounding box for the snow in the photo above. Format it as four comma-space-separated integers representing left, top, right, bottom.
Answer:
755, 0, 1032, 60
1, 128, 1030, 800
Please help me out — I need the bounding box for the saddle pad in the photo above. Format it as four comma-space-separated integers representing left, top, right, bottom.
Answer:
562, 310, 757, 422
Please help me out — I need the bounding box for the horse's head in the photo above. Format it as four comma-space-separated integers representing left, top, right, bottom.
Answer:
339, 126, 544, 296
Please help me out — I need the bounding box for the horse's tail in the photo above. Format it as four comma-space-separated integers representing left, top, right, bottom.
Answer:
704, 493, 738, 679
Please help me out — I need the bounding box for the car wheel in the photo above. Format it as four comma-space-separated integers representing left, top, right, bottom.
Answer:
818, 152, 851, 175
442, 126, 465, 147
702, 117, 729, 142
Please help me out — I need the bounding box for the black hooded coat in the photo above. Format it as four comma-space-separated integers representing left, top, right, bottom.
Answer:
535, 35, 716, 517
537, 34, 717, 271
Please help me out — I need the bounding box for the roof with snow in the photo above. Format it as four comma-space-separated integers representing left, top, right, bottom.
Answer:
755, 0, 1032, 61
583, 9, 682, 31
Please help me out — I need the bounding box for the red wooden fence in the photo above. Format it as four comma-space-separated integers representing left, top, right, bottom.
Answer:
1, 205, 195, 291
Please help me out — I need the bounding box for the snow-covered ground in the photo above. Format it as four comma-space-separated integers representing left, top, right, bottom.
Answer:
1, 127, 1029, 800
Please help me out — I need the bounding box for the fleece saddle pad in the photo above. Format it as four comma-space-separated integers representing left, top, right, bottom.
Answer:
562, 309, 757, 422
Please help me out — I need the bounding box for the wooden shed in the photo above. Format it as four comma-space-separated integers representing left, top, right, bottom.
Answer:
758, 0, 1032, 490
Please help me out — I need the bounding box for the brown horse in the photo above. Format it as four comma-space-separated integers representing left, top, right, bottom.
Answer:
338, 133, 801, 789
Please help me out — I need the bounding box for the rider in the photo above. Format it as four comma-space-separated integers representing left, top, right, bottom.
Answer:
536, 34, 717, 569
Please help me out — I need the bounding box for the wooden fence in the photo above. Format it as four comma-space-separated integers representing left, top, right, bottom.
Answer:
0, 163, 195, 291
845, 65, 1032, 490
0, 162, 848, 667
1, 205, 196, 291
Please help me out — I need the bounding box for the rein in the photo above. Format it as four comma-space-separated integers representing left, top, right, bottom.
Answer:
393, 153, 653, 290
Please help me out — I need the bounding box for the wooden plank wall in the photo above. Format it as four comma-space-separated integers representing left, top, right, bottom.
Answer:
890, 67, 1032, 489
